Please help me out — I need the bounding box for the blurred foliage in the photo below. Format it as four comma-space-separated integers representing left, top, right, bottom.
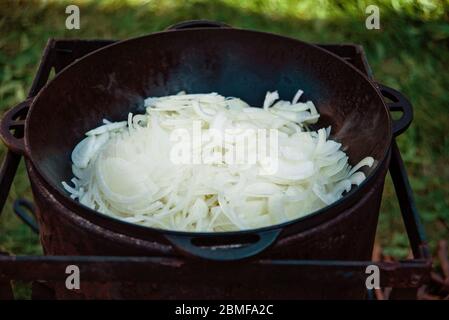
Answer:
0, 0, 448, 295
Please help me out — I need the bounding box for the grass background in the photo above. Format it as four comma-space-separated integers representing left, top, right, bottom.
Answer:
0, 0, 448, 297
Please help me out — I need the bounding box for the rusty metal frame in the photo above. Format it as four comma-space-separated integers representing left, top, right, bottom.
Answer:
0, 39, 431, 299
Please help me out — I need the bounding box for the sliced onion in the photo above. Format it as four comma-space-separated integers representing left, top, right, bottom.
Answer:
63, 89, 374, 232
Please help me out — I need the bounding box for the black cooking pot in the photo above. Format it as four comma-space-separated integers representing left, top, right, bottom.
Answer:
0, 21, 412, 261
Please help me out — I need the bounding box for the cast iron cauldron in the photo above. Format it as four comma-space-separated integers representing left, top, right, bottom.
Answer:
0, 21, 412, 261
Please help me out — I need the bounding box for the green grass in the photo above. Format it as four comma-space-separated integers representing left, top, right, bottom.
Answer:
0, 0, 448, 280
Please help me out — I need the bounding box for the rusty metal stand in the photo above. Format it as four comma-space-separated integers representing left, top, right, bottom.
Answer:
0, 39, 431, 299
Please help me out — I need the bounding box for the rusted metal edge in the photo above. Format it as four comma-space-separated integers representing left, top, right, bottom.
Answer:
29, 39, 56, 97
389, 140, 430, 260
0, 255, 430, 288
0, 39, 55, 218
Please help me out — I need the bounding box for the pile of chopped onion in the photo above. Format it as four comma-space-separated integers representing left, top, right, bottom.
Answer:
62, 89, 374, 232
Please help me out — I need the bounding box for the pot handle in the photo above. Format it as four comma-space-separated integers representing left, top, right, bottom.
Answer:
377, 84, 413, 136
166, 20, 231, 31
165, 229, 281, 261
0, 98, 33, 156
